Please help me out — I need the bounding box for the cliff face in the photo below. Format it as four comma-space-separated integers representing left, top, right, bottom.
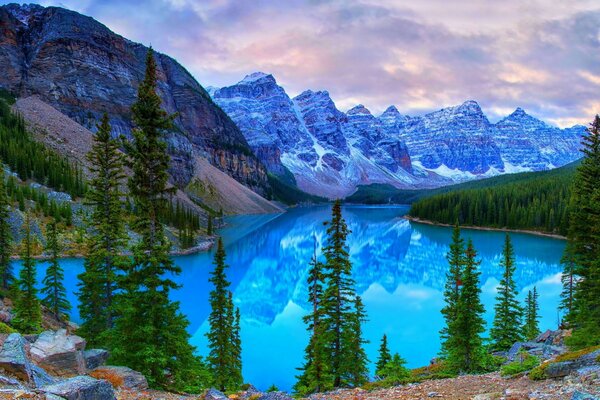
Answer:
0, 3, 269, 195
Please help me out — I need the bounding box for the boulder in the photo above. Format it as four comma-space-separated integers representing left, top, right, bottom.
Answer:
89, 366, 148, 390
83, 349, 109, 370
506, 340, 565, 362
0, 333, 33, 381
30, 330, 87, 376
0, 373, 23, 388
204, 388, 229, 400
42, 376, 116, 400
545, 350, 600, 378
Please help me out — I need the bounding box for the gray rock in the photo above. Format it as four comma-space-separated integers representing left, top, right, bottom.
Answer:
571, 391, 599, 400
258, 392, 294, 400
30, 329, 87, 376
545, 350, 600, 378
205, 388, 229, 400
42, 376, 116, 400
83, 349, 109, 370
31, 364, 57, 387
0, 333, 33, 381
91, 366, 148, 390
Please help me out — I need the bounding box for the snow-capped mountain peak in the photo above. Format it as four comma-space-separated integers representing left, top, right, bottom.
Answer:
208, 72, 585, 198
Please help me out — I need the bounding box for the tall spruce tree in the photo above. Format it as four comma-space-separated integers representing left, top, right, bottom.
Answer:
13, 212, 42, 333
446, 239, 486, 373
0, 169, 13, 290
440, 224, 465, 357
206, 238, 242, 392
343, 296, 369, 387
523, 287, 540, 340
41, 221, 70, 319
321, 200, 360, 388
490, 234, 523, 351
78, 113, 127, 345
563, 115, 600, 347
375, 334, 392, 378
559, 242, 577, 322
111, 48, 198, 390
295, 237, 331, 395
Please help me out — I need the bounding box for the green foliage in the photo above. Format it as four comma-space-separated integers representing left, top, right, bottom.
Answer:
267, 174, 327, 205
445, 239, 487, 373
41, 220, 71, 319
0, 100, 86, 198
523, 287, 540, 341
296, 201, 367, 395
439, 224, 465, 358
12, 213, 42, 333
110, 49, 200, 391
267, 384, 279, 393
0, 321, 17, 334
0, 170, 13, 289
563, 115, 600, 348
408, 162, 579, 234
490, 234, 524, 351
375, 334, 392, 378
206, 238, 243, 392
378, 353, 410, 384
78, 113, 128, 346
500, 353, 540, 377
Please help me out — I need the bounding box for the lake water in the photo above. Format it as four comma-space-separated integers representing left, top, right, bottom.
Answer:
17, 205, 567, 391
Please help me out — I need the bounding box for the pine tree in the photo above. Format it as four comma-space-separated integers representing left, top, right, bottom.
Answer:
375, 334, 392, 378
111, 48, 198, 390
78, 113, 128, 345
41, 221, 70, 319
206, 238, 242, 392
13, 213, 42, 333
295, 237, 331, 395
207, 215, 213, 236
563, 115, 600, 347
0, 170, 13, 290
490, 234, 523, 351
379, 353, 410, 384
523, 287, 540, 340
343, 296, 369, 387
559, 242, 577, 322
446, 239, 486, 373
320, 200, 359, 388
440, 224, 465, 357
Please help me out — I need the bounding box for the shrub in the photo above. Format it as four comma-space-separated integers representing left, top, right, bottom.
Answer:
0, 322, 17, 334
500, 353, 540, 377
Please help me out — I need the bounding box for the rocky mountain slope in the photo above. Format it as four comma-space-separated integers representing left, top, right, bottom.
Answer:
0, 3, 272, 200
210, 73, 585, 199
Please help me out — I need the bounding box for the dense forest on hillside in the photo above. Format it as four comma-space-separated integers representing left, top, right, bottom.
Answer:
407, 162, 579, 235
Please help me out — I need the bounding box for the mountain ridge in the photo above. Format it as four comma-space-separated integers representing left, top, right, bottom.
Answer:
210, 72, 585, 199
0, 3, 273, 201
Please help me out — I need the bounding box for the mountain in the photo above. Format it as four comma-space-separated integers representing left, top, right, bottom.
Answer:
0, 3, 274, 204
210, 73, 586, 199
211, 73, 425, 199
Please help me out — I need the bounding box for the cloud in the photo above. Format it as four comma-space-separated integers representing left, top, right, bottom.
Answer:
15, 0, 600, 127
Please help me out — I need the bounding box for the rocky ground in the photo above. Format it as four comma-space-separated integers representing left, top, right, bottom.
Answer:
307, 372, 600, 400
0, 310, 598, 400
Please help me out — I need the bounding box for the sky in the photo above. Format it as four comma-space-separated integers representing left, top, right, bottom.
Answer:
14, 0, 600, 127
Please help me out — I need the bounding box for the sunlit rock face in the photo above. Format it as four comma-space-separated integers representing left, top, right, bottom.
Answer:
0, 4, 269, 194
210, 74, 585, 198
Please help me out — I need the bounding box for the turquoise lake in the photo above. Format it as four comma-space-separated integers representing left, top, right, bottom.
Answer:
17, 205, 567, 391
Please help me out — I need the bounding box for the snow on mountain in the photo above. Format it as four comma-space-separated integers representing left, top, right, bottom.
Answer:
210, 73, 586, 198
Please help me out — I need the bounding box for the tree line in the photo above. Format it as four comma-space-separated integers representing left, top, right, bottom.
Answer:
409, 165, 574, 235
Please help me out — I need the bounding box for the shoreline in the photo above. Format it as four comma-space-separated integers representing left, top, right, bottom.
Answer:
9, 238, 216, 261
405, 216, 567, 240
